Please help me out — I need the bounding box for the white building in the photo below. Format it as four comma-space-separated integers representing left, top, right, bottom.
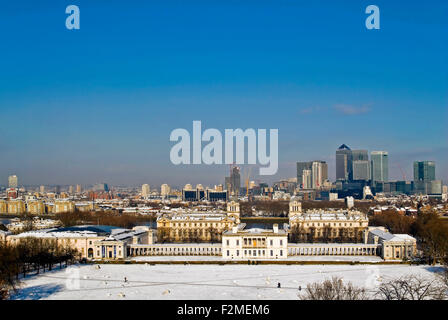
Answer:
142, 184, 150, 197
222, 224, 288, 260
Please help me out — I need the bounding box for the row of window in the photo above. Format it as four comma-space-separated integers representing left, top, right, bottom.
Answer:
225, 238, 284, 247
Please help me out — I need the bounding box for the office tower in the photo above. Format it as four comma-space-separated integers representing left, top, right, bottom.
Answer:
297, 161, 312, 187
93, 183, 109, 192
161, 184, 171, 197
371, 151, 389, 183
76, 184, 82, 193
39, 185, 45, 193
353, 160, 371, 181
351, 150, 369, 161
302, 169, 312, 189
226, 166, 241, 196
311, 161, 328, 189
68, 185, 74, 194
413, 161, 436, 181
142, 184, 150, 197
336, 144, 352, 181
8, 175, 18, 188
55, 185, 61, 194
413, 161, 436, 195
184, 184, 192, 191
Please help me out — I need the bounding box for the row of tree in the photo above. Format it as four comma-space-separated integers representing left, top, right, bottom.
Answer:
300, 273, 448, 300
0, 238, 79, 300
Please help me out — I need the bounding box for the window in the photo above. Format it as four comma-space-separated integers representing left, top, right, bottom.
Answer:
280, 250, 283, 256
226, 240, 229, 246
280, 240, 283, 246
270, 240, 273, 246
270, 250, 273, 256
227, 250, 230, 256
236, 240, 239, 246
236, 250, 239, 256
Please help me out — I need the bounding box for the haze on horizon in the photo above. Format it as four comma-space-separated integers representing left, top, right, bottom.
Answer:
0, 1, 447, 188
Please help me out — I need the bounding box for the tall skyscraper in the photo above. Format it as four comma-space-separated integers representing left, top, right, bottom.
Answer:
353, 160, 371, 181
68, 185, 74, 194
76, 184, 82, 193
93, 183, 109, 192
296, 161, 312, 187
311, 161, 328, 189
413, 161, 436, 181
225, 166, 241, 196
413, 161, 436, 195
336, 144, 352, 181
8, 175, 18, 188
142, 184, 150, 197
39, 185, 45, 193
302, 169, 312, 189
371, 151, 388, 183
351, 150, 369, 161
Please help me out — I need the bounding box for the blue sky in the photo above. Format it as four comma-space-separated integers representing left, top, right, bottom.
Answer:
0, 0, 447, 188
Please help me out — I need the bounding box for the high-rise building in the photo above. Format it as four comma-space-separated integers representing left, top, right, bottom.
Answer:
161, 184, 171, 197
142, 184, 150, 197
225, 166, 241, 196
413, 161, 436, 182
371, 151, 388, 183
297, 161, 312, 187
39, 185, 45, 193
311, 161, 328, 189
93, 183, 109, 192
8, 175, 18, 188
68, 185, 74, 194
302, 169, 312, 189
413, 161, 437, 195
336, 144, 352, 181
353, 160, 371, 181
76, 184, 82, 193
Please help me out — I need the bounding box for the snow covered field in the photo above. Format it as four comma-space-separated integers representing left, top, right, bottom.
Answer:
131, 255, 383, 262
10, 264, 442, 300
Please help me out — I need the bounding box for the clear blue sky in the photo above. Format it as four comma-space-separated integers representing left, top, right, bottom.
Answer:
0, 0, 447, 188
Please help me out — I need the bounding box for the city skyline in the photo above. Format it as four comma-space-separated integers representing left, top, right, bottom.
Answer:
1, 1, 447, 186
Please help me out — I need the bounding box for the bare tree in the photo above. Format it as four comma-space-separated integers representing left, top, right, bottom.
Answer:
299, 277, 367, 300
376, 274, 446, 300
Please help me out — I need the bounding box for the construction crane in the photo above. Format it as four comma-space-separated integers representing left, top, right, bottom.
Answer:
397, 163, 406, 180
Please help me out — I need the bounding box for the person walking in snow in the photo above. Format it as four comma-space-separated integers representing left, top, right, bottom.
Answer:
124, 277, 128, 283
277, 282, 281, 288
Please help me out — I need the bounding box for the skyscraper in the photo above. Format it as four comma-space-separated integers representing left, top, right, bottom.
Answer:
302, 169, 312, 189
311, 161, 328, 189
336, 144, 352, 181
371, 151, 388, 183
296, 161, 312, 187
8, 175, 18, 188
413, 161, 436, 181
413, 161, 436, 195
225, 166, 241, 196
352, 160, 371, 181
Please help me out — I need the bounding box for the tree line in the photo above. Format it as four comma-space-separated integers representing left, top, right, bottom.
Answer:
0, 238, 79, 300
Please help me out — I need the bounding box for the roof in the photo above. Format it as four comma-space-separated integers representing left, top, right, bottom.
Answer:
369, 228, 416, 242
338, 144, 351, 150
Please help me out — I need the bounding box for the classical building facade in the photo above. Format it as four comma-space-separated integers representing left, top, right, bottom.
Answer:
156, 201, 240, 243
288, 200, 369, 242
222, 224, 288, 260
366, 227, 417, 260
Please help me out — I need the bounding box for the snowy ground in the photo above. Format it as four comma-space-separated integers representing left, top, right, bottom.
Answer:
10, 264, 443, 300
130, 255, 383, 262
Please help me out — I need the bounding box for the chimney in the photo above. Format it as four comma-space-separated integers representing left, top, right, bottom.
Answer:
273, 224, 279, 234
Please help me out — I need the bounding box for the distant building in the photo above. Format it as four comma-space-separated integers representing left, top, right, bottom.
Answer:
371, 151, 388, 184
414, 161, 436, 194
142, 184, 150, 197
336, 144, 352, 181
39, 185, 45, 193
160, 184, 171, 197
76, 184, 82, 193
93, 183, 109, 192
8, 175, 18, 188
225, 166, 241, 196
353, 160, 371, 181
